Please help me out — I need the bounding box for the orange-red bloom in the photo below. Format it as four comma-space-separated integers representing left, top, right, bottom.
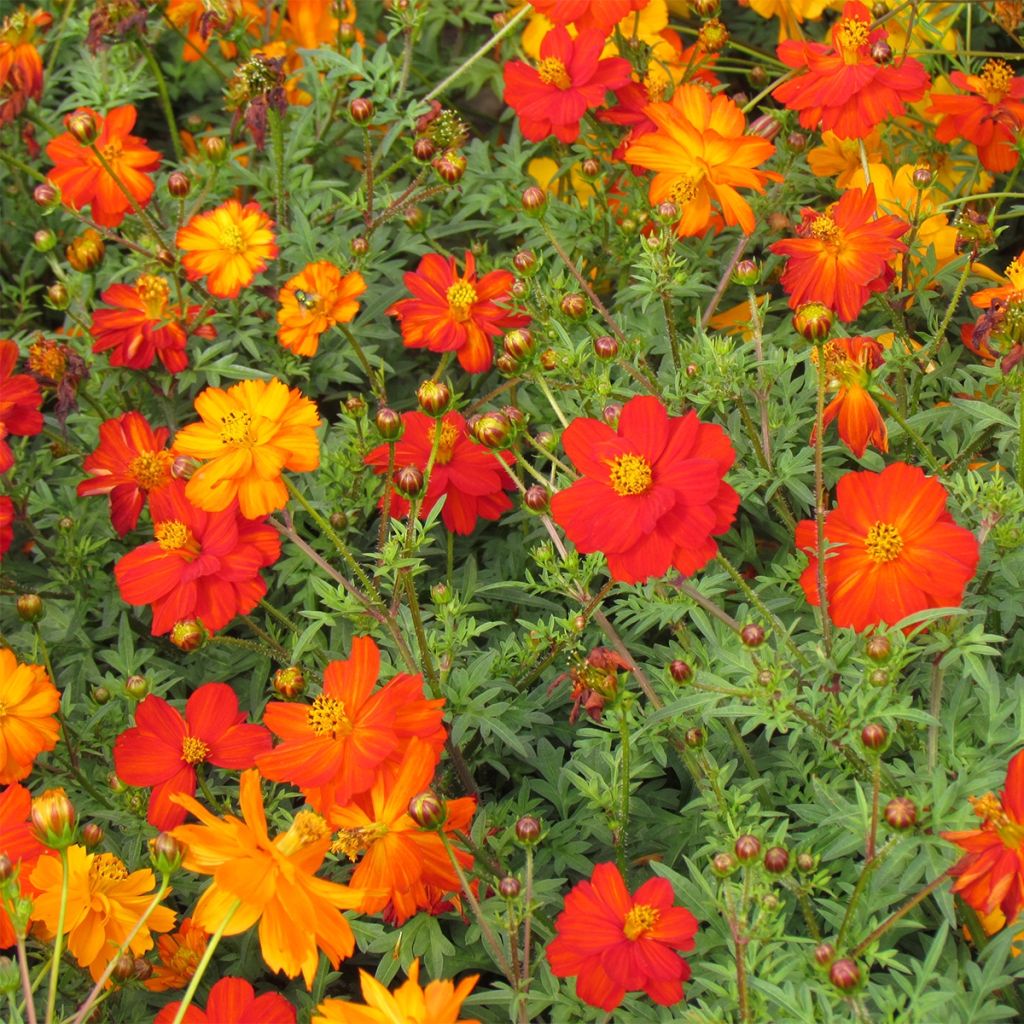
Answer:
155, 976, 296, 1023
0, 647, 60, 784
0, 782, 49, 946
931, 60, 1024, 173
114, 479, 280, 635
970, 251, 1024, 311
0, 6, 51, 126
625, 84, 781, 237
812, 337, 888, 458
258, 636, 445, 813
276, 261, 367, 357
0, 495, 13, 557
796, 462, 980, 632
0, 339, 43, 474
551, 396, 739, 585
46, 105, 160, 228
528, 0, 646, 34
145, 917, 208, 992
114, 684, 271, 829
176, 199, 278, 298
503, 27, 631, 143
773, 0, 929, 139
77, 412, 175, 536
769, 185, 908, 321
164, 0, 262, 63
364, 411, 516, 535
387, 252, 526, 373
546, 862, 699, 1012
944, 750, 1024, 921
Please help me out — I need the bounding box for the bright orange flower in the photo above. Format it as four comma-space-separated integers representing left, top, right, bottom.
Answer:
811, 337, 888, 458
176, 199, 278, 299
164, 0, 261, 62
0, 647, 60, 784
276, 261, 367, 357
145, 916, 208, 991
170, 770, 372, 987
258, 635, 445, 813
0, 6, 51, 126
795, 462, 980, 632
0, 782, 49, 946
944, 750, 1024, 921
312, 959, 480, 1024
173, 378, 321, 519
806, 129, 883, 186
46, 105, 160, 228
970, 251, 1024, 311
625, 84, 781, 237
747, 0, 831, 42
774, 0, 930, 139
29, 845, 175, 982
769, 185, 908, 321
327, 738, 476, 926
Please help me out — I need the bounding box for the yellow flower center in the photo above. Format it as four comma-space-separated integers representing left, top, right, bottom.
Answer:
971, 793, 1024, 848
28, 341, 67, 382
155, 520, 200, 557
219, 222, 246, 255
278, 810, 330, 855
812, 340, 853, 390
331, 822, 389, 860
608, 453, 653, 496
809, 214, 842, 246
129, 450, 173, 490
981, 58, 1015, 101
436, 421, 460, 465
1005, 255, 1024, 291
89, 852, 129, 887
137, 274, 171, 319
446, 280, 478, 322
865, 521, 904, 563
623, 903, 661, 941
307, 693, 353, 738
537, 56, 571, 90
167, 943, 202, 977
837, 16, 870, 58
644, 66, 669, 103
670, 174, 702, 207
219, 409, 253, 446
180, 735, 210, 765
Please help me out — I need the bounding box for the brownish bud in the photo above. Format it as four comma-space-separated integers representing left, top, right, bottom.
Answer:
669, 659, 692, 682
167, 171, 191, 198
510, 279, 528, 299
767, 211, 793, 234
375, 406, 403, 440
394, 465, 424, 496
504, 328, 534, 360
868, 667, 889, 687
602, 403, 621, 426
786, 130, 808, 152
740, 623, 765, 647
33, 229, 57, 253
412, 137, 436, 162
150, 832, 186, 874
734, 834, 761, 862
685, 726, 705, 748
884, 796, 917, 830
66, 110, 99, 145
513, 249, 537, 275
764, 846, 790, 873
540, 348, 557, 371
273, 666, 305, 699
593, 335, 618, 359
66, 229, 105, 272
350, 235, 369, 257
170, 619, 207, 652
338, 20, 357, 42
91, 686, 111, 705
814, 942, 835, 966
407, 790, 446, 828
865, 635, 891, 661
829, 958, 861, 991
692, 0, 719, 14
796, 852, 815, 873
33, 182, 59, 209
860, 723, 888, 751
869, 40, 892, 64
349, 97, 374, 123
81, 823, 104, 849
46, 282, 69, 310
732, 259, 759, 286
522, 185, 547, 215
202, 136, 226, 162
697, 17, 729, 52
498, 876, 521, 898
712, 851, 736, 876
0, 855, 11, 881
329, 511, 348, 530
471, 412, 512, 449
156, 248, 175, 269
496, 353, 517, 373
16, 593, 43, 622
132, 958, 153, 981
404, 206, 426, 231
514, 815, 541, 844
417, 379, 451, 415
524, 485, 549, 512
111, 953, 135, 982
652, 201, 678, 224
912, 165, 934, 189
560, 292, 587, 320
793, 302, 833, 342
579, 157, 600, 179
433, 150, 466, 184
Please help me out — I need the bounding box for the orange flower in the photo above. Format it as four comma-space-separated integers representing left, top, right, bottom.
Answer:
624, 84, 781, 237
164, 0, 261, 62
173, 378, 321, 519
0, 647, 60, 783
29, 845, 175, 982
176, 199, 278, 299
312, 959, 480, 1024
327, 738, 476, 925
0, 782, 49, 946
970, 251, 1024, 311
811, 336, 888, 458
46, 105, 161, 228
145, 916, 208, 991
806, 129, 883, 186
0, 6, 51, 126
169, 770, 371, 986
747, 0, 831, 42
276, 261, 367, 357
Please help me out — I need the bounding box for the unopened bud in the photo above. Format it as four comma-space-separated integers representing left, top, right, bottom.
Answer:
868, 667, 889, 687
417, 379, 451, 415
33, 182, 59, 209
685, 726, 705, 748
734, 834, 761, 862
829, 958, 861, 991
540, 348, 557, 371
66, 229, 105, 272
202, 136, 226, 162
167, 172, 191, 198
375, 406, 403, 440
412, 137, 436, 162
433, 150, 466, 184
512, 249, 537, 275
150, 832, 186, 874
912, 166, 934, 189
740, 623, 765, 647
712, 851, 737, 876
0, 856, 11, 882
786, 131, 808, 152
504, 328, 534, 360
349, 97, 374, 124
579, 157, 600, 179
514, 815, 541, 844
394, 465, 424, 496
652, 201, 678, 224
31, 788, 76, 848
593, 335, 617, 359
884, 796, 917, 830
796, 852, 815, 873
471, 412, 512, 449
602, 403, 621, 426
860, 723, 888, 751
669, 660, 692, 683
814, 942, 835, 966
33, 229, 57, 253
171, 455, 195, 480
524, 485, 549, 512
499, 876, 521, 898
339, 20, 357, 42
732, 259, 759, 287
170, 619, 207, 652
16, 593, 43, 622
81, 823, 104, 849
747, 115, 780, 142
869, 40, 892, 64
430, 582, 452, 605
407, 790, 446, 828
66, 110, 98, 145
125, 675, 149, 699
522, 185, 547, 215
560, 292, 587, 320
46, 282, 69, 310
763, 846, 790, 873
865, 635, 891, 661
496, 353, 516, 373
404, 206, 426, 231
132, 958, 153, 981
111, 954, 135, 983
92, 686, 111, 705
793, 302, 833, 342
273, 666, 305, 699
350, 236, 369, 257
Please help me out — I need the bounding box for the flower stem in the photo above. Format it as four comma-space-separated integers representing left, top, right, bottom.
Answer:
927, 652, 946, 771
837, 840, 897, 950
866, 756, 881, 861
139, 43, 184, 163
813, 341, 833, 656
44, 848, 70, 1024
701, 234, 749, 327
850, 873, 949, 958
616, 702, 631, 877
169, 901, 240, 1024
661, 291, 681, 375
16, 935, 37, 1024
270, 108, 287, 228
87, 142, 166, 247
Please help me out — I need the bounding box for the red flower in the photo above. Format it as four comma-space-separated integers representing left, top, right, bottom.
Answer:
387, 252, 526, 373
77, 412, 175, 535
773, 1, 929, 139
550, 396, 739, 585
114, 479, 280, 635
769, 185, 908, 322
931, 60, 1024, 173
0, 339, 43, 474
257, 635, 445, 813
795, 462, 980, 632
46, 105, 161, 228
546, 862, 698, 1012
114, 684, 271, 830
943, 750, 1024, 921
529, 0, 646, 34
0, 495, 13, 557
0, 782, 50, 947
812, 337, 888, 458
503, 27, 631, 144
154, 976, 295, 1024
364, 411, 516, 535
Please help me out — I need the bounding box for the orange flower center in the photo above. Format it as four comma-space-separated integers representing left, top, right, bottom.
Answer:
436, 421, 460, 464
307, 693, 353, 738
971, 793, 1024, 848
812, 340, 853, 390
670, 174, 702, 207
608, 453, 653, 496
623, 903, 661, 941
100, 140, 122, 162
219, 409, 253, 446
278, 810, 330, 855
155, 519, 201, 558
865, 521, 903, 563
644, 66, 669, 103
809, 214, 842, 247
166, 942, 202, 978
89, 852, 129, 887
836, 16, 870, 60
446, 280, 478, 322
129, 450, 173, 490
137, 274, 171, 319
28, 341, 67, 382
331, 822, 389, 860
218, 222, 247, 255
537, 56, 572, 90
981, 58, 1014, 102
180, 735, 210, 765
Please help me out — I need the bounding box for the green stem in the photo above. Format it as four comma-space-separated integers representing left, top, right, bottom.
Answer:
536, 375, 569, 429
169, 901, 240, 1024
0, 148, 47, 183
617, 702, 631, 877
927, 653, 945, 772
86, 143, 166, 246
44, 848, 70, 1024
270, 108, 286, 228
16, 935, 36, 1024
338, 324, 384, 401
876, 396, 943, 473
257, 598, 304, 639
140, 43, 184, 163
661, 291, 680, 375
836, 841, 896, 950
850, 873, 949, 958
724, 719, 760, 780
813, 342, 833, 655
866, 756, 881, 861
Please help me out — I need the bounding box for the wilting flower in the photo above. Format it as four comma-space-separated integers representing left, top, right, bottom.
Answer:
931, 60, 1024, 173
46, 105, 160, 227
944, 750, 1024, 921
312, 959, 479, 1024
388, 252, 526, 373
176, 199, 278, 298
0, 782, 49, 945
30, 845, 175, 982
258, 635, 445, 813
0, 339, 43, 474
769, 185, 908, 322
811, 337, 888, 458
0, 647, 60, 784
503, 27, 631, 144
773, 0, 930, 139
547, 862, 699, 1012
795, 462, 980, 632
145, 917, 208, 991
276, 261, 367, 357
155, 976, 296, 1023
364, 411, 516, 535
0, 495, 13, 557
114, 479, 280, 635
173, 378, 321, 519
625, 84, 781, 237
77, 412, 175, 536
0, 6, 51, 126
551, 395, 739, 585
170, 770, 372, 986
114, 684, 271, 830
327, 738, 476, 926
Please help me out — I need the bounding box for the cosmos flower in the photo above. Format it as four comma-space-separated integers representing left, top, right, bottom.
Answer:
0, 647, 60, 784
276, 261, 366, 357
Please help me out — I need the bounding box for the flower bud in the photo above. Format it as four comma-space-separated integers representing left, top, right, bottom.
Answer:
740, 623, 765, 647
471, 412, 512, 449
504, 328, 534, 360
412, 137, 436, 162
157, 248, 175, 269
593, 335, 618, 359
711, 851, 736, 876
404, 206, 426, 231
46, 282, 69, 310
433, 150, 466, 184
170, 619, 207, 652
133, 958, 153, 981
865, 635, 891, 661
860, 723, 888, 751
793, 302, 833, 342
796, 852, 815, 873
734, 834, 761, 862
111, 953, 136, 983
697, 17, 729, 52
498, 876, 521, 898
763, 846, 790, 873
540, 348, 557, 371
167, 171, 191, 198
91, 686, 111, 705
786, 131, 808, 152
829, 958, 861, 991
81, 823, 104, 849
430, 582, 452, 605
747, 114, 780, 141
31, 788, 76, 848
33, 182, 59, 209
814, 942, 835, 966
349, 97, 374, 124
652, 201, 678, 224
514, 815, 541, 844
884, 796, 917, 830
407, 790, 446, 828
125, 674, 149, 699
912, 165, 934, 189
66, 110, 99, 145
496, 353, 516, 373
756, 668, 773, 687
732, 259, 759, 287
339, 20, 357, 42
394, 465, 424, 496
273, 666, 305, 699
669, 659, 692, 683
202, 135, 227, 162
524, 485, 549, 512
417, 379, 451, 415
513, 249, 537, 275
33, 228, 57, 253
602, 404, 621, 426
330, 511, 348, 530
150, 832, 186, 875
350, 235, 369, 257
685, 726, 705, 748
171, 455, 195, 480
579, 157, 600, 179
692, 0, 719, 14
375, 406, 404, 440
869, 40, 892, 64
16, 593, 43, 622
560, 292, 587, 320
0, 855, 11, 882
868, 667, 889, 687
521, 185, 547, 216
66, 229, 105, 272
510, 279, 528, 300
